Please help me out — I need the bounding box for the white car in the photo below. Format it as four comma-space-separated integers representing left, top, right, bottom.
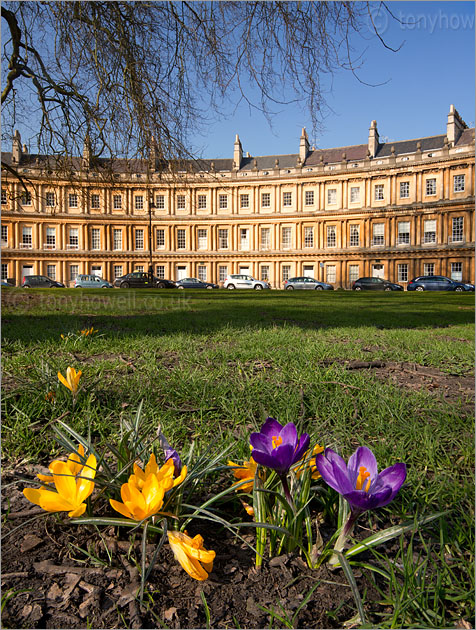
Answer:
223, 274, 270, 290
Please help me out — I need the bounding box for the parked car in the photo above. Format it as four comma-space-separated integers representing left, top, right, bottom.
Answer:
223, 274, 270, 290
22, 275, 65, 288
156, 278, 178, 289
284, 277, 334, 291
352, 277, 403, 291
114, 272, 176, 289
175, 277, 219, 290
74, 274, 113, 288
407, 276, 475, 292
1, 280, 14, 287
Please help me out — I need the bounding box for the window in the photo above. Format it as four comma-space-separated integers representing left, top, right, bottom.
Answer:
197, 195, 207, 209
424, 263, 435, 276
349, 265, 359, 284
372, 223, 385, 246
282, 265, 291, 282
397, 221, 410, 244
197, 266, 207, 281
219, 194, 228, 209
197, 229, 207, 249
135, 195, 144, 210
374, 184, 384, 201
451, 262, 463, 282
68, 193, 78, 208
155, 195, 165, 209
305, 190, 314, 206
304, 227, 314, 248
282, 226, 292, 249
1, 190, 7, 205
399, 182, 410, 198
261, 228, 270, 250
218, 229, 228, 249
326, 265, 336, 283
451, 217, 464, 242
261, 266, 270, 281
453, 175, 465, 192
398, 264, 408, 282
46, 227, 56, 249
349, 225, 360, 247
22, 226, 33, 247
240, 228, 249, 250
1, 263, 7, 280
1, 225, 8, 244
135, 229, 144, 250
350, 187, 360, 203
113, 265, 123, 279
91, 194, 100, 209
327, 189, 337, 205
326, 225, 336, 248
261, 193, 271, 208
113, 229, 122, 250
47, 264, 56, 280
113, 195, 122, 210
423, 219, 436, 244
46, 192, 55, 207
156, 265, 165, 279
22, 191, 32, 205
218, 266, 228, 282
69, 265, 79, 281
156, 229, 165, 248
425, 178, 436, 196
135, 266, 144, 272
240, 194, 249, 208
283, 192, 292, 207
176, 195, 186, 210
177, 229, 186, 249
90, 228, 100, 250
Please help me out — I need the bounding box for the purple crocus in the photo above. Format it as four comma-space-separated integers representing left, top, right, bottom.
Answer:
250, 418, 310, 475
158, 431, 182, 477
316, 446, 406, 516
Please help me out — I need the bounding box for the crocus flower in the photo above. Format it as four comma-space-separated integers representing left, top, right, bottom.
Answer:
295, 444, 325, 480
168, 531, 215, 581
23, 453, 96, 517
37, 443, 86, 484
128, 454, 187, 491
80, 327, 97, 337
58, 367, 82, 395
228, 456, 258, 492
158, 432, 183, 477
250, 418, 310, 476
316, 446, 407, 516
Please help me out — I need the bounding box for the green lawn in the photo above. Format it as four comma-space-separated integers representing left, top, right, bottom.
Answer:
2, 288, 474, 627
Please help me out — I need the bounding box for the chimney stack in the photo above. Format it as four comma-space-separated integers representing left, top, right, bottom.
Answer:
299, 127, 310, 162
368, 120, 379, 158
447, 104, 468, 146
233, 134, 243, 170
12, 130, 22, 164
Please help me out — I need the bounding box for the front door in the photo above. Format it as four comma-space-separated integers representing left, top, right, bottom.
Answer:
176, 266, 187, 281
372, 264, 385, 279
22, 265, 34, 278
239, 266, 250, 275
303, 266, 314, 278
91, 266, 102, 277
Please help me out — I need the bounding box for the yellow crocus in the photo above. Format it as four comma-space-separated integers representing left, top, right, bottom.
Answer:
228, 457, 258, 493
167, 531, 215, 581
129, 454, 187, 491
110, 472, 167, 521
23, 453, 96, 518
37, 443, 86, 484
80, 327, 97, 337
58, 367, 82, 395
295, 444, 325, 480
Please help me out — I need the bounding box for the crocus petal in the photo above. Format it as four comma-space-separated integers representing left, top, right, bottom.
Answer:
272, 443, 296, 473
250, 449, 284, 470
172, 464, 187, 488
344, 486, 393, 512
249, 432, 273, 454
170, 542, 209, 580
68, 503, 87, 518
279, 422, 298, 447
36, 473, 54, 483
372, 463, 407, 501
23, 488, 43, 507
75, 454, 97, 504
293, 433, 311, 463
36, 489, 75, 512
259, 417, 284, 439
110, 499, 134, 520
142, 474, 164, 512
57, 371, 72, 391
316, 449, 351, 493
51, 461, 77, 500
348, 447, 378, 486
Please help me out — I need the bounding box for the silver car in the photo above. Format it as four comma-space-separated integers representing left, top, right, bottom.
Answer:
223, 274, 270, 290
284, 277, 334, 290
74, 274, 113, 288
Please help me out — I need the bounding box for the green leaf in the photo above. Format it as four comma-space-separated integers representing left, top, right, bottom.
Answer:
335, 551, 366, 626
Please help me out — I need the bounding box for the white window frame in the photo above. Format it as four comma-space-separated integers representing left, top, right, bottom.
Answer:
113, 195, 122, 210
282, 265, 291, 282
176, 195, 186, 210
197, 229, 207, 250
22, 226, 33, 248
1, 225, 8, 244
397, 264, 408, 282
397, 221, 410, 245
22, 191, 32, 205
45, 227, 56, 249
1, 263, 8, 280
240, 194, 249, 209
69, 264, 79, 281
240, 228, 250, 251
90, 228, 100, 250
156, 229, 165, 249
304, 227, 314, 248
399, 181, 410, 199
197, 194, 207, 210
305, 190, 314, 206
374, 184, 384, 201
218, 265, 228, 282
135, 229, 144, 250
451, 262, 463, 282
425, 178, 436, 196
326, 225, 336, 248
451, 217, 464, 243
349, 225, 360, 247
1, 190, 7, 205
155, 195, 165, 209
113, 229, 122, 251
349, 265, 359, 284
423, 263, 435, 276
46, 264, 56, 280
113, 265, 123, 279
282, 192, 292, 207
326, 265, 336, 283
218, 229, 228, 249
197, 265, 207, 281
327, 189, 337, 205
261, 193, 271, 208
219, 194, 228, 210
260, 265, 270, 281
46, 192, 55, 207
350, 187, 360, 203
176, 229, 186, 249
68, 227, 79, 249
453, 175, 465, 192
423, 219, 436, 244
68, 193, 78, 208
261, 228, 270, 251
135, 195, 144, 210
372, 223, 385, 246
91, 194, 100, 209
282, 226, 292, 249
156, 265, 165, 279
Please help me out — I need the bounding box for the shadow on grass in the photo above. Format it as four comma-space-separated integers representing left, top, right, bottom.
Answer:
1, 289, 474, 342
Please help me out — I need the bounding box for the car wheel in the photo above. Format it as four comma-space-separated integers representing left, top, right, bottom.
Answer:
254, 285, 263, 290
157, 282, 166, 289
178, 285, 185, 290
120, 282, 130, 289
455, 286, 464, 292
315, 286, 323, 291
227, 284, 235, 290
286, 285, 294, 290
415, 286, 424, 291
23, 285, 31, 288
206, 285, 213, 290
384, 287, 392, 291
354, 286, 362, 291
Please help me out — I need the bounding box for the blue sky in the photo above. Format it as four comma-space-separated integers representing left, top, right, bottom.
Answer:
190, 1, 475, 159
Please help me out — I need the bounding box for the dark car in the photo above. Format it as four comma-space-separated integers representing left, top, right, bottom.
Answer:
407, 276, 475, 292
22, 275, 65, 288
175, 277, 219, 290
284, 277, 334, 291
114, 272, 176, 289
352, 277, 403, 291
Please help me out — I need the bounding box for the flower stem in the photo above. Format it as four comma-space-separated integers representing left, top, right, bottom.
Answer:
279, 474, 295, 512
329, 510, 359, 567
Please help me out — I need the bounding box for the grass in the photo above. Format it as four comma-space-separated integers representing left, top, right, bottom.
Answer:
1, 288, 474, 628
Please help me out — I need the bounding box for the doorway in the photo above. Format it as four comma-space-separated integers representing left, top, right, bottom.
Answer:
372, 264, 385, 279
239, 266, 250, 275
176, 265, 187, 280
303, 266, 314, 278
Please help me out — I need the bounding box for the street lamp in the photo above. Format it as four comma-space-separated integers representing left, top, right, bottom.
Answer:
148, 194, 154, 283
